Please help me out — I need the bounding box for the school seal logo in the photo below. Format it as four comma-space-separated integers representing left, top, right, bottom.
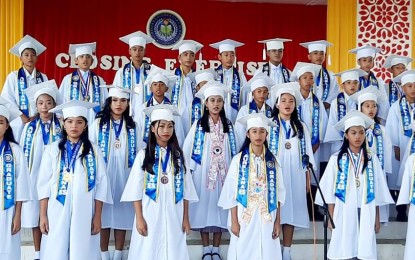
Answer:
147, 10, 186, 49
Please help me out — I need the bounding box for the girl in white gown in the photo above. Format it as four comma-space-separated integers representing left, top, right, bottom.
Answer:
121, 104, 198, 260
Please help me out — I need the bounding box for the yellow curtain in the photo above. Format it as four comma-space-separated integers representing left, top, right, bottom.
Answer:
0, 0, 24, 92
326, 0, 357, 75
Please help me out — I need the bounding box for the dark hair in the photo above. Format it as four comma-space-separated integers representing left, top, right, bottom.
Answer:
239, 134, 269, 153
200, 104, 229, 133
359, 101, 381, 124
271, 99, 304, 139
4, 119, 17, 144
58, 117, 92, 159
142, 120, 186, 175
33, 94, 57, 120
337, 130, 369, 171
95, 97, 136, 129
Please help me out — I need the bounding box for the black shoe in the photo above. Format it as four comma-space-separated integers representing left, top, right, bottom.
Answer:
202, 252, 212, 260
396, 213, 408, 222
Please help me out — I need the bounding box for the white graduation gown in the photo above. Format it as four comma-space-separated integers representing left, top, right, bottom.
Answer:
20, 117, 62, 228
120, 149, 198, 260
316, 153, 394, 260
183, 120, 239, 229
1, 68, 49, 141
397, 153, 415, 260
0, 143, 31, 260
299, 92, 328, 183
134, 98, 185, 150
218, 152, 286, 260
37, 142, 113, 260
89, 118, 138, 230
385, 101, 412, 190
324, 93, 357, 154
59, 72, 107, 125
273, 121, 315, 228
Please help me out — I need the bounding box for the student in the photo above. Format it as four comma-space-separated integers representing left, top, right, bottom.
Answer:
290, 62, 328, 221
2, 35, 48, 140
256, 38, 292, 84
20, 80, 62, 260
37, 100, 113, 260
210, 39, 247, 123
350, 86, 392, 223
324, 68, 367, 153
171, 40, 203, 134
183, 81, 238, 260
121, 104, 198, 260
385, 69, 415, 222
135, 71, 185, 149
299, 40, 339, 108
397, 148, 415, 260
89, 86, 138, 260
114, 31, 160, 112
268, 82, 316, 260
235, 72, 274, 145
0, 97, 31, 260
59, 42, 108, 124
316, 110, 393, 260
187, 69, 217, 129
218, 113, 285, 260
383, 55, 413, 106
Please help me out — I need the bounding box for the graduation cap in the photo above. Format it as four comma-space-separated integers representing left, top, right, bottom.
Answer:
69, 42, 96, 58
349, 44, 382, 60
349, 86, 387, 111
334, 110, 373, 132
334, 68, 367, 83
188, 69, 217, 86
119, 31, 154, 48
9, 35, 46, 57
271, 82, 302, 106
244, 72, 275, 92
299, 40, 333, 53
144, 71, 177, 89
25, 80, 62, 107
258, 38, 292, 60
393, 69, 415, 85
49, 100, 98, 120
209, 39, 244, 53
0, 97, 21, 122
237, 113, 276, 132
290, 62, 322, 81
383, 55, 413, 68
195, 80, 231, 100
143, 104, 180, 123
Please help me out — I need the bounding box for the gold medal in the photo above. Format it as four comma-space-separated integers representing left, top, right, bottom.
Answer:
285, 142, 291, 149
355, 179, 360, 187
161, 175, 169, 184
114, 138, 121, 149
63, 171, 72, 183
84, 95, 90, 101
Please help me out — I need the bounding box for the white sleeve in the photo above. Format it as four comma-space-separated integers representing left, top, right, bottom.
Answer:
121, 150, 145, 202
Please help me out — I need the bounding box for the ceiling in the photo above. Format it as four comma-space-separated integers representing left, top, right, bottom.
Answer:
214, 0, 327, 5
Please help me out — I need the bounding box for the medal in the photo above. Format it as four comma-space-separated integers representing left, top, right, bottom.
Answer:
63, 171, 72, 183
84, 95, 90, 101
160, 146, 171, 185
161, 175, 169, 184
114, 138, 121, 149
355, 178, 360, 187
285, 142, 291, 149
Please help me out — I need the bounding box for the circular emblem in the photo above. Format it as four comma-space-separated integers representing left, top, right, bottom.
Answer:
314, 102, 319, 108
338, 97, 345, 104
72, 75, 79, 81
5, 154, 12, 162
161, 175, 169, 184
266, 161, 275, 169
285, 142, 291, 150
147, 10, 186, 49
374, 128, 381, 135
213, 146, 223, 155
367, 153, 372, 160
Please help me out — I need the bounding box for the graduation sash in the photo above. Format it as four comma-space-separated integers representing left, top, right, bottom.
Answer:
191, 97, 203, 125
144, 145, 184, 203
191, 118, 237, 165
122, 61, 152, 102
98, 119, 137, 168
337, 92, 347, 121
70, 70, 101, 113
142, 97, 171, 144
389, 80, 401, 105
17, 68, 44, 116
315, 66, 330, 102
359, 71, 379, 90
236, 146, 278, 212
215, 65, 241, 110
172, 67, 194, 108
2, 141, 15, 210
371, 123, 384, 170
399, 96, 412, 137
262, 62, 290, 83
298, 93, 321, 146
269, 116, 307, 168
249, 100, 272, 118
22, 116, 62, 172
334, 152, 375, 204
56, 142, 97, 205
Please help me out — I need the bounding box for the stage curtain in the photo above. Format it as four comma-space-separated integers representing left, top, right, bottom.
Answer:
0, 0, 24, 91
326, 0, 357, 78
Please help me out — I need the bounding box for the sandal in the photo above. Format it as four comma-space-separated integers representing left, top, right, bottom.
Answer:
202, 252, 212, 260
211, 252, 223, 260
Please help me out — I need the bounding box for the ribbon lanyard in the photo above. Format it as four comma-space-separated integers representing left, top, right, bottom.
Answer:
281, 119, 291, 139
348, 148, 363, 178
161, 147, 171, 174
113, 118, 124, 140
65, 141, 81, 172
0, 139, 6, 153
79, 70, 90, 98
40, 121, 51, 144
